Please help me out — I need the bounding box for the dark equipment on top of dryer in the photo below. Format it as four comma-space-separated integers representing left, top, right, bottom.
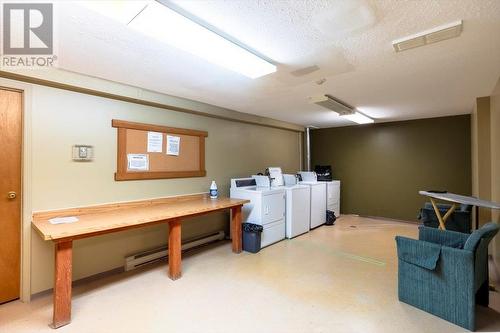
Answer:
314, 165, 332, 181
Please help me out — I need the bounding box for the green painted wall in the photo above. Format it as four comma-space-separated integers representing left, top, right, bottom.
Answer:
311, 115, 471, 221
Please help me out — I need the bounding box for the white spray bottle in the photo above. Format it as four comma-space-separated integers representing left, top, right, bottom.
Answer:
209, 180, 218, 199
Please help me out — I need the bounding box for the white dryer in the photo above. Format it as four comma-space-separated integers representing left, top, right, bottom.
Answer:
298, 172, 327, 229
322, 180, 341, 217
283, 183, 310, 238
230, 178, 286, 248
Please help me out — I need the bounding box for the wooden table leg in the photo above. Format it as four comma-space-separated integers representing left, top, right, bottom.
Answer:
231, 205, 242, 253
168, 219, 182, 280
51, 240, 72, 329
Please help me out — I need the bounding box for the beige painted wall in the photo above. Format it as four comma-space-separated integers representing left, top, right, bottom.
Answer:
473, 97, 492, 224
471, 102, 478, 199
471, 90, 500, 277
14, 83, 301, 294
1, 68, 304, 132
491, 93, 500, 270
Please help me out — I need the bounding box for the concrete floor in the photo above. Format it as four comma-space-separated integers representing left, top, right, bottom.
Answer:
1, 216, 499, 332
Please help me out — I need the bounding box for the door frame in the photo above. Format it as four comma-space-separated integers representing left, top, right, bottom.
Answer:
0, 78, 33, 302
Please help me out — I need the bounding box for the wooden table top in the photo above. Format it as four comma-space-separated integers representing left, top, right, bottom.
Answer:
32, 194, 249, 241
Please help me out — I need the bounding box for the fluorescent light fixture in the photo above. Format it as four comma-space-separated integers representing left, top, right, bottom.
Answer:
309, 94, 374, 124
124, 1, 276, 78
309, 95, 354, 115
79, 0, 276, 78
341, 112, 374, 124
392, 20, 463, 52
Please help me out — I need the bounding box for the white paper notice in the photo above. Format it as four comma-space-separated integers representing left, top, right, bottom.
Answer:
127, 154, 149, 171
147, 131, 163, 152
166, 135, 180, 156
49, 216, 79, 225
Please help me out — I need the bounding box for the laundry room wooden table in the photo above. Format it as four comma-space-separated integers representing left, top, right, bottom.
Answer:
32, 194, 249, 329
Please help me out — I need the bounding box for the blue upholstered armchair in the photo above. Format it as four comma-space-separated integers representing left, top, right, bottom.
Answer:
395, 222, 499, 331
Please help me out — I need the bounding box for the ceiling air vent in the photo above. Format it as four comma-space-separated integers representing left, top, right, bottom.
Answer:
309, 95, 354, 115
392, 20, 463, 52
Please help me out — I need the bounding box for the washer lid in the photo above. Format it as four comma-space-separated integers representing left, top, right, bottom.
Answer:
244, 186, 285, 195
283, 184, 309, 190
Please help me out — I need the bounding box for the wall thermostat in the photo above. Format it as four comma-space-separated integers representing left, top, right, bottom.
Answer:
72, 145, 94, 161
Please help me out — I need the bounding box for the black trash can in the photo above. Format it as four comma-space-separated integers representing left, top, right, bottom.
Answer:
325, 210, 336, 225
242, 223, 263, 253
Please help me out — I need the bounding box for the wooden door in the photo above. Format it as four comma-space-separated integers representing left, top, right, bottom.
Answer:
0, 88, 22, 303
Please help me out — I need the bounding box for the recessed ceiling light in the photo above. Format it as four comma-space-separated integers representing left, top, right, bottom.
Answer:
392, 20, 463, 52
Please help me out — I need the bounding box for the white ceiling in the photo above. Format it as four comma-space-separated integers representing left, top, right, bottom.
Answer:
56, 0, 500, 127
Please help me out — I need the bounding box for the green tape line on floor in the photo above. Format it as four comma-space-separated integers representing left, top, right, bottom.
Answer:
297, 239, 386, 267
332, 250, 386, 266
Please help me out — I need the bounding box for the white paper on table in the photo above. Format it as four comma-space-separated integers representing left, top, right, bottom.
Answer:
147, 131, 163, 152
49, 216, 79, 225
166, 135, 180, 156
127, 154, 149, 171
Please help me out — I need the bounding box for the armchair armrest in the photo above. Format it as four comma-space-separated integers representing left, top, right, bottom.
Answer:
439, 245, 475, 287
418, 226, 469, 248
396, 236, 442, 270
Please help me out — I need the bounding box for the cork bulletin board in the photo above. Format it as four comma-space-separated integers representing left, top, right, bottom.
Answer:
112, 119, 208, 181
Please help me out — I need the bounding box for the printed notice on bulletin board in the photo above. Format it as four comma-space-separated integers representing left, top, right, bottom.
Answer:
147, 131, 163, 152
127, 154, 149, 171
166, 135, 180, 156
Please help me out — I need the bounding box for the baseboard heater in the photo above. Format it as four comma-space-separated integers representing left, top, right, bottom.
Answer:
125, 230, 225, 271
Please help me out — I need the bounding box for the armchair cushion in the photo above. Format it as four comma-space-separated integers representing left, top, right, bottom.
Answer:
463, 222, 500, 251
396, 236, 441, 270
418, 226, 469, 248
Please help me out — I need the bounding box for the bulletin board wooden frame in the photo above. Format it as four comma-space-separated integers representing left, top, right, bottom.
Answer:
112, 119, 208, 181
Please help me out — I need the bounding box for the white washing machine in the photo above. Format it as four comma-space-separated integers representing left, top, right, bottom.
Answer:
298, 172, 327, 229
230, 178, 286, 248
257, 172, 311, 238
